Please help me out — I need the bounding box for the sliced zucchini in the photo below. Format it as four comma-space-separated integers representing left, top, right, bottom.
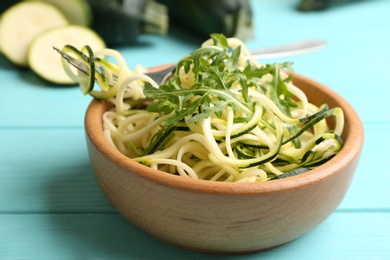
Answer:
56, 44, 96, 94
25, 0, 92, 26
275, 167, 310, 179
28, 25, 105, 85
87, 0, 168, 46
157, 0, 254, 40
0, 2, 69, 67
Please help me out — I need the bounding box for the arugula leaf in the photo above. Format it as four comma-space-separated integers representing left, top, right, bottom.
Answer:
267, 63, 301, 148
146, 99, 176, 115
211, 33, 229, 48
143, 34, 299, 153
161, 96, 203, 126
268, 63, 296, 114
225, 45, 240, 72
188, 100, 229, 124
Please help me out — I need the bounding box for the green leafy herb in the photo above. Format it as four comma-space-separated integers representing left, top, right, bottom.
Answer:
60, 34, 345, 182
144, 34, 272, 128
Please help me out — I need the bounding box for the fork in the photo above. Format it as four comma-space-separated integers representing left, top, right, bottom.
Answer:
53, 39, 326, 86
53, 46, 174, 86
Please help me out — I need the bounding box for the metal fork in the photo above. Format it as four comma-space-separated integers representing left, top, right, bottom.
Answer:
53, 46, 174, 86
53, 39, 326, 86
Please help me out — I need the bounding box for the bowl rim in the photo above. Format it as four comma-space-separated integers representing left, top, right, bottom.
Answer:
85, 72, 364, 195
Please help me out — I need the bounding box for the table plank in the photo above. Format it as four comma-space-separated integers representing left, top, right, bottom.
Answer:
0, 127, 113, 213
247, 1, 390, 124
0, 212, 389, 259
0, 68, 92, 128
338, 122, 390, 210
1, 122, 388, 213
1, 0, 390, 258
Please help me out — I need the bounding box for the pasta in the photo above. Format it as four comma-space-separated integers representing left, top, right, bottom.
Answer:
61, 34, 344, 182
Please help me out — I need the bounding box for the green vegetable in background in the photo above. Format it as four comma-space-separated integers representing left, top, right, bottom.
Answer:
0, 1, 69, 66
299, 0, 359, 11
157, 0, 254, 41
299, 0, 330, 11
2, 0, 254, 49
87, 0, 168, 46
1, 0, 169, 47
25, 0, 93, 26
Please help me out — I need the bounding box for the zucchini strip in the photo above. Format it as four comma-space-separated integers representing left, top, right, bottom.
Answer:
61, 35, 345, 182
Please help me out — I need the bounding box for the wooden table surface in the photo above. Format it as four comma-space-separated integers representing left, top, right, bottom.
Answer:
1, 1, 389, 259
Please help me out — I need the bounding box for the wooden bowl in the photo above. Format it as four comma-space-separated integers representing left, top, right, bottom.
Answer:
84, 72, 364, 254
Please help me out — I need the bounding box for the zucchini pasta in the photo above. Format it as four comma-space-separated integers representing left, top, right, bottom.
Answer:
61, 34, 344, 182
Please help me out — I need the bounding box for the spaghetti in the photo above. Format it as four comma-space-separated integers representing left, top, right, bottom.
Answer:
61, 34, 344, 182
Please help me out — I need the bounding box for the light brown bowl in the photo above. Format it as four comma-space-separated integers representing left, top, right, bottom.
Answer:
84, 71, 364, 254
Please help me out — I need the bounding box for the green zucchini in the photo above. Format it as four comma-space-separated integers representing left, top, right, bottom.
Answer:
0, 2, 68, 66
28, 25, 105, 85
299, 0, 330, 11
146, 126, 177, 155
234, 144, 257, 159
87, 0, 168, 46
157, 0, 254, 40
25, 0, 92, 26
275, 167, 310, 179
59, 35, 345, 182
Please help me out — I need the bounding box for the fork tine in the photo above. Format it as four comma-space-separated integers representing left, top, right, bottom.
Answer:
53, 46, 90, 75
145, 65, 175, 85
53, 46, 175, 86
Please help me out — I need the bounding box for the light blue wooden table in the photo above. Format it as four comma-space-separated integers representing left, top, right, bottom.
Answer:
1, 1, 389, 259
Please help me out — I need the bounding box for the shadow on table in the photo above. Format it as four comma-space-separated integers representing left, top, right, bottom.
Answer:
0, 52, 79, 89
43, 164, 216, 259
41, 145, 328, 259
44, 163, 309, 259
0, 53, 19, 70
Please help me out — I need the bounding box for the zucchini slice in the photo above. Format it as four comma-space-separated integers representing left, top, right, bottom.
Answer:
25, 0, 92, 26
79, 45, 95, 94
0, 2, 68, 67
157, 0, 254, 40
58, 44, 96, 94
28, 25, 105, 85
87, 0, 168, 45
